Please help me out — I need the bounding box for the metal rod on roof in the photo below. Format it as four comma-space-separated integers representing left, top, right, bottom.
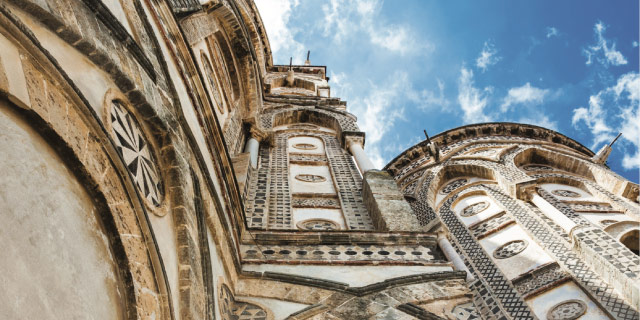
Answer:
307, 50, 310, 61
424, 129, 432, 144
289, 57, 292, 70
609, 132, 622, 147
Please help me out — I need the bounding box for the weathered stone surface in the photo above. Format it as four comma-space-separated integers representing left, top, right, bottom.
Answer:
364, 170, 423, 232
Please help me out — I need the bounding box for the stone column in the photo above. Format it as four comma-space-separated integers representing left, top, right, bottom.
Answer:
244, 137, 259, 169
347, 138, 375, 174
438, 233, 474, 281
528, 192, 577, 234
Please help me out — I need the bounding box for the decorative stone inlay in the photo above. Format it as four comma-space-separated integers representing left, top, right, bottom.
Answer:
470, 213, 514, 239
485, 185, 638, 320
438, 193, 535, 319
219, 284, 267, 320
295, 174, 326, 182
441, 178, 469, 194
452, 302, 481, 320
522, 164, 554, 172
110, 101, 163, 206
289, 153, 328, 164
292, 197, 341, 208
547, 300, 587, 320
241, 244, 440, 263
461, 201, 489, 217
293, 143, 317, 150
600, 219, 618, 226
512, 264, 569, 297
493, 240, 528, 259
568, 202, 615, 212
297, 219, 339, 231
551, 189, 581, 198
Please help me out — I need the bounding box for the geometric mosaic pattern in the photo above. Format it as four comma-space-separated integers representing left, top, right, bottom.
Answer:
441, 178, 469, 194
110, 101, 162, 206
470, 213, 514, 239
452, 302, 482, 320
391, 141, 640, 320
244, 129, 373, 230
219, 284, 267, 320
439, 193, 535, 319
240, 243, 441, 263
292, 196, 341, 208
484, 185, 639, 320
512, 263, 569, 297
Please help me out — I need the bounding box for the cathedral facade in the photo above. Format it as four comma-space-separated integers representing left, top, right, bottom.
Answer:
0, 0, 637, 319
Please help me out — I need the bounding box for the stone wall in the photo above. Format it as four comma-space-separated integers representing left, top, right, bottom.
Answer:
387, 127, 640, 319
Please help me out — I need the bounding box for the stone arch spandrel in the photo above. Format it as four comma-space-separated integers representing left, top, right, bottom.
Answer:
233, 0, 271, 75
0, 16, 180, 318
428, 164, 497, 208
513, 146, 596, 181
209, 3, 263, 118
263, 107, 362, 147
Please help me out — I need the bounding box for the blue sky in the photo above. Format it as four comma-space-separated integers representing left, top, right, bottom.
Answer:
255, 0, 639, 183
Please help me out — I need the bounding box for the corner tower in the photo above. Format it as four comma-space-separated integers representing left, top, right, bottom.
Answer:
229, 61, 476, 318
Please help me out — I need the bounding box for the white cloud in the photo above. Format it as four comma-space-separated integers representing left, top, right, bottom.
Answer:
457, 67, 492, 123
255, 0, 305, 63
348, 72, 412, 168
405, 79, 450, 111
321, 0, 429, 55
476, 40, 501, 72
501, 83, 550, 112
583, 21, 628, 67
633, 41, 639, 48
620, 105, 640, 169
572, 72, 640, 169
546, 27, 559, 38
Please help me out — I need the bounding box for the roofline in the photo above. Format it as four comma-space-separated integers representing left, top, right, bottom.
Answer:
384, 122, 595, 170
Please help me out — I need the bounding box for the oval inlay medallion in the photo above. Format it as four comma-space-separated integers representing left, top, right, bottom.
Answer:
547, 299, 587, 320
293, 143, 317, 150
461, 201, 489, 217
298, 219, 339, 231
295, 174, 326, 182
552, 189, 581, 198
493, 240, 528, 259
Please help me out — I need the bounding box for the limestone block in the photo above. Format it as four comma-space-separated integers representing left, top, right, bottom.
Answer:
363, 170, 422, 231
232, 152, 251, 194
